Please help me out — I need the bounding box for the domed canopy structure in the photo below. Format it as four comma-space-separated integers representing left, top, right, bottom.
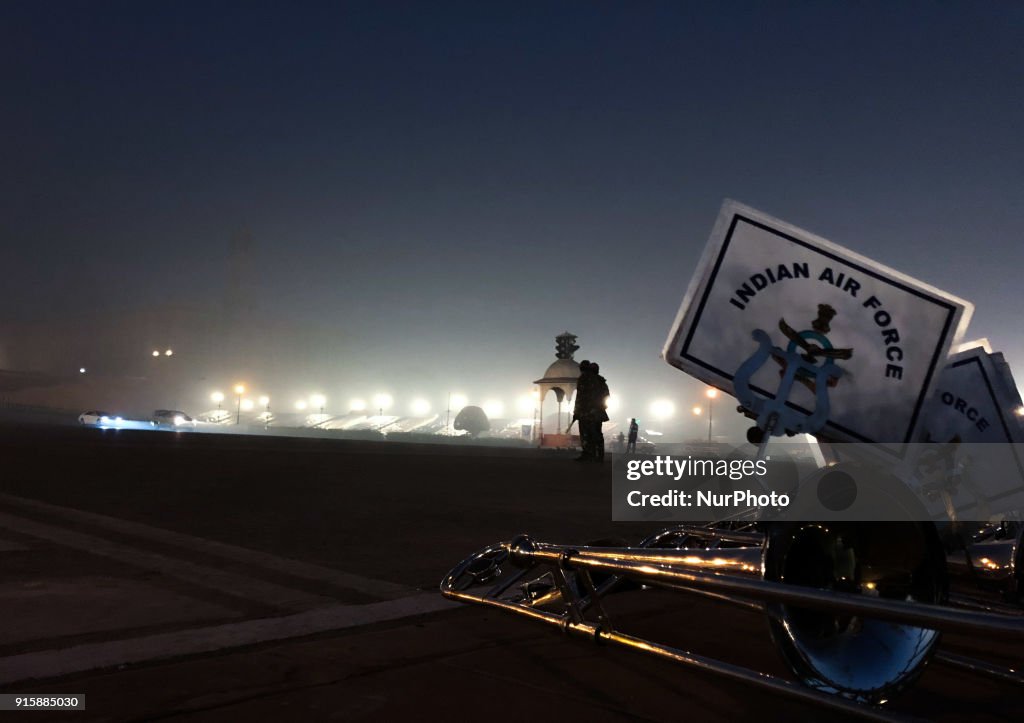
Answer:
535, 358, 581, 386
533, 332, 583, 442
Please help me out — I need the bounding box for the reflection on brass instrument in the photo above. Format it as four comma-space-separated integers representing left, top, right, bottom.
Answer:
441, 521, 1024, 719
943, 519, 1023, 602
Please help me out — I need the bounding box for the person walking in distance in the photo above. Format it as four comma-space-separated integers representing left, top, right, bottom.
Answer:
627, 417, 639, 454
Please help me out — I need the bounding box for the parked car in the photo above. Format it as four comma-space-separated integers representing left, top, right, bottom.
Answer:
150, 410, 196, 429
78, 410, 124, 427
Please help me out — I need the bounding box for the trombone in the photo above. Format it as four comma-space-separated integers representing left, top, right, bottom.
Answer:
441, 519, 1024, 720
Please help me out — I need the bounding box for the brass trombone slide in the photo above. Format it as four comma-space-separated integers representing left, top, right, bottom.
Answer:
441, 522, 1024, 720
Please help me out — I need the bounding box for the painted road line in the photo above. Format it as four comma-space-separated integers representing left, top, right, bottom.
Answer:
0, 594, 458, 685
0, 493, 413, 599
0, 512, 336, 612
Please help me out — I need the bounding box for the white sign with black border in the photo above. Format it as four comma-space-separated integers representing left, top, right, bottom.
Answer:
910, 344, 1024, 519
663, 200, 973, 454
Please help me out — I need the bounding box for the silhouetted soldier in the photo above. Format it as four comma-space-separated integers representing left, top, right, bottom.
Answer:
571, 360, 594, 460
627, 418, 639, 453
580, 362, 610, 462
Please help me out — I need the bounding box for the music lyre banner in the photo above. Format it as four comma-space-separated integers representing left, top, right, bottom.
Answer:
663, 200, 972, 453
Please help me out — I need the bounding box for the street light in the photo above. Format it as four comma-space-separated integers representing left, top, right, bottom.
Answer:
295, 400, 308, 411
310, 394, 327, 418
446, 393, 467, 431
705, 388, 718, 442
233, 383, 246, 424
240, 398, 254, 412
650, 399, 675, 420
531, 389, 541, 443
78, 367, 86, 374
692, 405, 702, 416
148, 347, 180, 410
483, 399, 504, 418
349, 398, 367, 412
211, 391, 224, 409
257, 395, 271, 426
373, 393, 393, 417
410, 398, 431, 416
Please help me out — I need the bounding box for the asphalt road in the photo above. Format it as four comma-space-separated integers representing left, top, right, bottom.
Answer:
0, 424, 1019, 721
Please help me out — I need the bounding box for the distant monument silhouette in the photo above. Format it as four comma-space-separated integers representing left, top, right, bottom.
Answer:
533, 331, 583, 445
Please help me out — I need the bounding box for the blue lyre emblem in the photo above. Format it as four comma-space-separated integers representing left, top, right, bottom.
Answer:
733, 304, 852, 439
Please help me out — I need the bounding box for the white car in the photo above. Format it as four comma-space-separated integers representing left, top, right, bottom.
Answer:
78, 410, 124, 427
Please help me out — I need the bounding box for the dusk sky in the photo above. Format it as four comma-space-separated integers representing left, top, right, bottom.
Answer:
2, 1, 1022, 428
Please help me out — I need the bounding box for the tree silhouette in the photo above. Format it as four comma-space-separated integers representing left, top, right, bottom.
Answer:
454, 405, 490, 437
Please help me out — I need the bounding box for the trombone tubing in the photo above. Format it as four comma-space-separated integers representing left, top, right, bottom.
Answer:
640, 524, 766, 546
513, 540, 1024, 640
440, 585, 908, 723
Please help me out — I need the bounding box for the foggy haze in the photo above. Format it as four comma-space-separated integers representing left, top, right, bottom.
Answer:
2, 2, 1022, 433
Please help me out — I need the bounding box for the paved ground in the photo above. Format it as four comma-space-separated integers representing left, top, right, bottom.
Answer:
0, 424, 1019, 721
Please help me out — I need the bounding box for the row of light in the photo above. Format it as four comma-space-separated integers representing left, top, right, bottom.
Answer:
203, 388, 630, 420
205, 383, 1024, 421
98, 354, 1024, 423
130, 344, 1024, 421
210, 387, 270, 411
648, 388, 718, 421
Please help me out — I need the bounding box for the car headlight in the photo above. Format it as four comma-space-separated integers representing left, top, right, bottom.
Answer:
174, 415, 185, 426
